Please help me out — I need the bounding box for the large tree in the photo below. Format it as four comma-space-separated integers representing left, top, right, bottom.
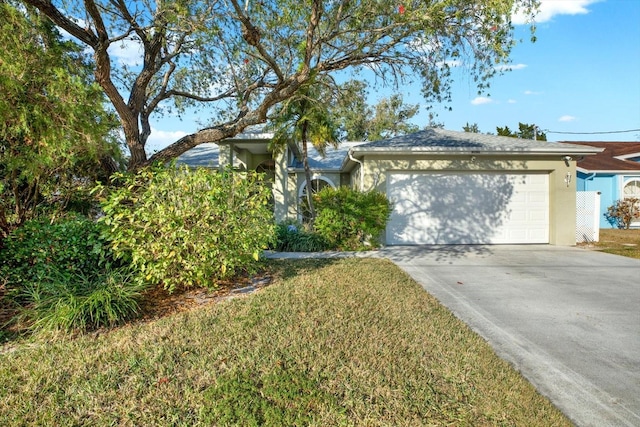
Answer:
21, 0, 538, 171
332, 80, 419, 141
0, 1, 120, 239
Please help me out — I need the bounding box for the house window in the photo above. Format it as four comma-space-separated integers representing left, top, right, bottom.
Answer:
623, 179, 640, 198
623, 179, 640, 227
298, 177, 335, 222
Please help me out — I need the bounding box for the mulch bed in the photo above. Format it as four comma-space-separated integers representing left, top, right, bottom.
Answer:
137, 273, 272, 321
0, 273, 272, 345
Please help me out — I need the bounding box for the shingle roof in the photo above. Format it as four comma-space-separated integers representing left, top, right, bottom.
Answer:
175, 143, 220, 168
351, 128, 603, 155
566, 141, 640, 172
291, 142, 365, 170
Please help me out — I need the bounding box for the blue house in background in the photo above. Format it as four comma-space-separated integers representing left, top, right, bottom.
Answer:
571, 142, 640, 228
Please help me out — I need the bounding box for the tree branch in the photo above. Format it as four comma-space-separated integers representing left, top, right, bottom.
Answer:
22, 0, 98, 46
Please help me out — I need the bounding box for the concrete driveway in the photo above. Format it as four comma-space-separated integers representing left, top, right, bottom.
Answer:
381, 245, 640, 427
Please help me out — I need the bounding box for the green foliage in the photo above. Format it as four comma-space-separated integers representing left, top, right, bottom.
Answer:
18, 265, 145, 332
332, 80, 420, 141
97, 164, 276, 292
268, 78, 340, 225
463, 122, 481, 133
0, 215, 116, 293
201, 366, 345, 426
0, 3, 121, 240
367, 94, 420, 141
605, 198, 640, 230
496, 122, 547, 141
21, 0, 537, 170
273, 221, 327, 252
0, 214, 140, 332
313, 187, 392, 250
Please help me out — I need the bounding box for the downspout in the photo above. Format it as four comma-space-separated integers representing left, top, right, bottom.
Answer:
348, 150, 364, 192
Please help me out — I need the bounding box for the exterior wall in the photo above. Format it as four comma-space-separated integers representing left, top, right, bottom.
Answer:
358, 154, 577, 245
285, 173, 298, 219
577, 172, 640, 228
577, 172, 617, 228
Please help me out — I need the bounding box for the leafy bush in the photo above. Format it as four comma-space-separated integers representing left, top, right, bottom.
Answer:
605, 198, 640, 229
273, 221, 327, 252
0, 214, 142, 332
18, 265, 145, 332
0, 214, 116, 293
313, 187, 392, 250
96, 164, 276, 293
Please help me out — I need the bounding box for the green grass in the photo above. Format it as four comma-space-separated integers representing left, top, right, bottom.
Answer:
588, 228, 640, 259
0, 258, 571, 426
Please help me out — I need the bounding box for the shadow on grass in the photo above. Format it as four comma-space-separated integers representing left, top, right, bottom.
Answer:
264, 258, 342, 282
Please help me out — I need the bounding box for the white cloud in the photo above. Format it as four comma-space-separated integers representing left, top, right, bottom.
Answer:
558, 115, 577, 122
108, 38, 143, 66
471, 96, 494, 105
507, 99, 517, 104
146, 128, 188, 153
524, 90, 542, 95
513, 0, 599, 25
495, 63, 528, 71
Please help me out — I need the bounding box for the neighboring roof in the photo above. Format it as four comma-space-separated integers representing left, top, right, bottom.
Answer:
176, 129, 274, 168
564, 141, 640, 173
176, 143, 220, 168
349, 128, 603, 156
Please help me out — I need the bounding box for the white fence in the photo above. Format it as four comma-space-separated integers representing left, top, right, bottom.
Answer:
576, 191, 601, 243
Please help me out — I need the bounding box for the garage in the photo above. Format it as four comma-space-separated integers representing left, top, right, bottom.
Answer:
386, 172, 549, 245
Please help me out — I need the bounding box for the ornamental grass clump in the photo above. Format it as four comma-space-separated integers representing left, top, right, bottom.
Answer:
273, 221, 327, 252
96, 164, 275, 293
0, 215, 143, 332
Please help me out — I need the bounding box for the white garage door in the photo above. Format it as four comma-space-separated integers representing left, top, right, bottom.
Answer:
386, 172, 549, 244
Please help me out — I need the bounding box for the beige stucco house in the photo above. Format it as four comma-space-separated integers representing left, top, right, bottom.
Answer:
177, 128, 601, 245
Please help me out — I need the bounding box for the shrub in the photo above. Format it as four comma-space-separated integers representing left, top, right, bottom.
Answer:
96, 164, 276, 293
313, 187, 392, 250
605, 198, 640, 229
0, 214, 116, 294
18, 265, 145, 332
0, 214, 142, 332
273, 221, 327, 252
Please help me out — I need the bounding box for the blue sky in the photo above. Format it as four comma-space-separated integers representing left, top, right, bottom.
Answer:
408, 0, 640, 142
145, 0, 640, 152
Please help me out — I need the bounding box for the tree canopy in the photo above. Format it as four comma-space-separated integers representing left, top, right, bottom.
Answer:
332, 80, 419, 142
0, 1, 121, 239
497, 122, 547, 141
21, 0, 538, 170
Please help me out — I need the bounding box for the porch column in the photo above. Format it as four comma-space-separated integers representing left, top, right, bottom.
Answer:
272, 149, 288, 222
218, 143, 234, 171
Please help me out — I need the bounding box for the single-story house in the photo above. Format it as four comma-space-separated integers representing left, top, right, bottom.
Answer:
178, 127, 602, 245
569, 141, 640, 228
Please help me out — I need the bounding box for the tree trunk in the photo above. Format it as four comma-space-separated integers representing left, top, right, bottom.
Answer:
301, 121, 316, 227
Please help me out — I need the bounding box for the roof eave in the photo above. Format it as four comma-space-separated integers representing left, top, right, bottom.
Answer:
349, 147, 603, 157
577, 167, 640, 174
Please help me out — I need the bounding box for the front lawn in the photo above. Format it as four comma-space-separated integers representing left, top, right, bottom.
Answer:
0, 258, 570, 426
589, 228, 640, 259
